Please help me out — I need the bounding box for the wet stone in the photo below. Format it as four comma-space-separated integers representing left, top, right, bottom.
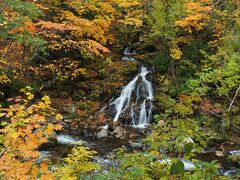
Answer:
113, 126, 126, 139
97, 128, 108, 139
63, 105, 77, 114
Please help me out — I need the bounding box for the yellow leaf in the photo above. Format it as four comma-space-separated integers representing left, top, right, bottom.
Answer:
55, 113, 63, 120
27, 94, 34, 100
0, 113, 6, 117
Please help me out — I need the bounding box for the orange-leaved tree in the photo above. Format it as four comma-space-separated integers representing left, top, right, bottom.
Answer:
29, 0, 146, 81
0, 87, 62, 180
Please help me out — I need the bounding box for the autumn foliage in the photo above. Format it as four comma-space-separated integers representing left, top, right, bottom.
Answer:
0, 87, 62, 179
0, 0, 240, 179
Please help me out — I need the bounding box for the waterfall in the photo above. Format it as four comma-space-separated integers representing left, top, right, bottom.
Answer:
122, 46, 136, 61
110, 65, 154, 128
139, 100, 147, 125
110, 76, 139, 121
124, 46, 136, 56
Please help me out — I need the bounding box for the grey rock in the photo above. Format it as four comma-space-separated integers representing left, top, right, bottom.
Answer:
215, 150, 224, 157
229, 150, 240, 156
64, 119, 74, 123
128, 140, 143, 149
122, 56, 135, 61
223, 170, 238, 177
63, 105, 77, 114
113, 126, 125, 138
181, 159, 196, 171
97, 128, 108, 139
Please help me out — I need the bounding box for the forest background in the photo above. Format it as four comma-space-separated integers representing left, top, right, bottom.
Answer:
0, 0, 240, 179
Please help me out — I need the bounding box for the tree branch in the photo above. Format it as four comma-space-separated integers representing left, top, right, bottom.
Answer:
0, 148, 6, 157
228, 84, 240, 111
0, 0, 8, 14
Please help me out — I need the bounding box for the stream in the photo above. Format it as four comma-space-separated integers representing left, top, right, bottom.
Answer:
39, 132, 129, 165
40, 47, 152, 165
39, 47, 239, 178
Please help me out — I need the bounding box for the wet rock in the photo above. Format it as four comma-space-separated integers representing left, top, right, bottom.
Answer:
228, 150, 240, 161
223, 169, 239, 177
108, 121, 120, 131
97, 128, 108, 139
94, 156, 115, 167
181, 159, 196, 171
202, 147, 216, 154
113, 126, 126, 138
129, 132, 138, 139
64, 118, 74, 123
215, 150, 224, 157
229, 150, 240, 156
57, 134, 82, 145
122, 56, 135, 61
63, 104, 77, 114
128, 140, 143, 149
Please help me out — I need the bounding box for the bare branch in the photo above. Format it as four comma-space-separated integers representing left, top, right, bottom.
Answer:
228, 84, 240, 111
30, 48, 48, 62
0, 0, 8, 14
0, 148, 6, 157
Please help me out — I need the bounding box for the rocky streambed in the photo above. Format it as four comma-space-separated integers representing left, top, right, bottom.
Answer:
39, 52, 239, 178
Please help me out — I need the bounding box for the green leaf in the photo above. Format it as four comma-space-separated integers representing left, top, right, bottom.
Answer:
170, 160, 184, 174
0, 113, 6, 117
1, 121, 8, 126
185, 143, 193, 155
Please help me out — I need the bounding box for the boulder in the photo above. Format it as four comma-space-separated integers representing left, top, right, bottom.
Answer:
122, 56, 135, 61
228, 150, 240, 162
181, 159, 196, 171
108, 121, 120, 131
113, 126, 126, 138
129, 132, 138, 139
128, 140, 143, 149
63, 105, 77, 114
223, 170, 239, 177
215, 150, 224, 157
229, 150, 240, 156
97, 128, 108, 139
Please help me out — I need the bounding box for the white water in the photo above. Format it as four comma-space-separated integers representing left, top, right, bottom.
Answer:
122, 46, 136, 61
57, 134, 81, 145
38, 151, 51, 163
124, 46, 136, 56
110, 66, 154, 128
111, 76, 139, 121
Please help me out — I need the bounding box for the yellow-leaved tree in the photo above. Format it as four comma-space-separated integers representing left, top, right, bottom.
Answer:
0, 87, 62, 179
171, 0, 212, 60
57, 146, 99, 180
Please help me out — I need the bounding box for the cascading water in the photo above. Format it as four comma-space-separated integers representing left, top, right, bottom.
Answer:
122, 46, 136, 61
110, 65, 154, 128
124, 46, 136, 56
